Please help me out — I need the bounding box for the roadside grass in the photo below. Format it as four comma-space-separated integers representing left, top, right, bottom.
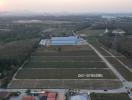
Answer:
106, 58, 132, 81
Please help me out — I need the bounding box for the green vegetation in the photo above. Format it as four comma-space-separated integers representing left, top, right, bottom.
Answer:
107, 58, 132, 81
90, 38, 132, 81
2, 15, 131, 89
0, 16, 82, 87
79, 28, 132, 81
90, 93, 131, 100
0, 24, 42, 42
99, 35, 132, 58
0, 39, 39, 87
79, 28, 104, 36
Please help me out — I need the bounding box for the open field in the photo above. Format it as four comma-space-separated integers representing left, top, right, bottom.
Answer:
33, 48, 97, 56
8, 29, 127, 89
8, 43, 120, 89
16, 68, 116, 79
23, 61, 107, 68
9, 79, 121, 89
32, 50, 98, 56
30, 56, 102, 62
79, 28, 104, 36
2, 16, 131, 90
90, 93, 131, 100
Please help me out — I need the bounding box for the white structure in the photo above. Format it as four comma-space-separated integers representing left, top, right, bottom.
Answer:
70, 94, 89, 100
112, 29, 126, 35
104, 28, 109, 33
39, 36, 88, 46
104, 21, 109, 34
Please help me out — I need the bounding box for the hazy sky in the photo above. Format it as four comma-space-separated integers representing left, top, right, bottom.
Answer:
0, 0, 132, 13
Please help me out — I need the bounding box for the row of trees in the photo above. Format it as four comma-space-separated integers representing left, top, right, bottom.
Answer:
99, 34, 132, 58
0, 23, 42, 42
0, 39, 39, 87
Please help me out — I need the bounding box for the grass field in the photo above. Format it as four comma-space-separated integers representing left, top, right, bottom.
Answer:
79, 28, 104, 36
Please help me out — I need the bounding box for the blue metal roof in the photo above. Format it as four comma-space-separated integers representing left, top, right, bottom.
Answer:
39, 36, 87, 46
52, 40, 77, 45
51, 36, 78, 45
51, 36, 78, 41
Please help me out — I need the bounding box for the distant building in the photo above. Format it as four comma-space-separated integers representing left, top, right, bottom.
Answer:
104, 21, 109, 33
112, 29, 126, 35
39, 36, 88, 46
102, 16, 116, 19
104, 28, 109, 34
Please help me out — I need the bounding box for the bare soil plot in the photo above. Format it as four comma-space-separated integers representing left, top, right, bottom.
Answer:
30, 56, 102, 62
32, 50, 98, 56
16, 69, 116, 79
9, 43, 119, 89
23, 61, 107, 68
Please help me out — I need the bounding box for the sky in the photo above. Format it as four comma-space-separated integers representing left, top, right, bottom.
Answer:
0, 0, 132, 13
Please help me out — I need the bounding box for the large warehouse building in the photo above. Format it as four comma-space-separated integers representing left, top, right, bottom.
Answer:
39, 36, 88, 46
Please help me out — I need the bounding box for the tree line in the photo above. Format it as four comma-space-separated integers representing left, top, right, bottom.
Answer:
0, 39, 39, 87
